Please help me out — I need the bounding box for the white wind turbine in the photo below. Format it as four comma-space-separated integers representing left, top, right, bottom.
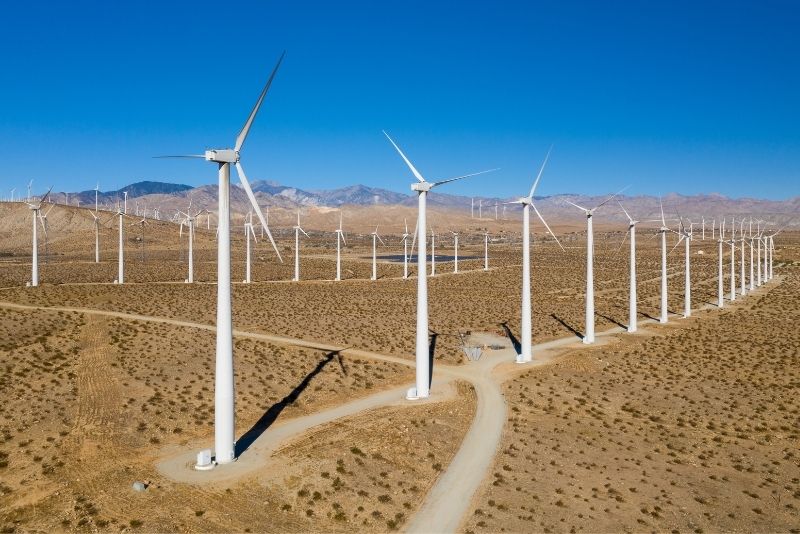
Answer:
642, 198, 673, 324
114, 200, 126, 284
748, 218, 755, 291
24, 186, 52, 287
401, 218, 411, 279
370, 226, 385, 280
430, 227, 436, 276
739, 219, 746, 296
564, 187, 627, 343
506, 149, 563, 362
335, 212, 346, 281
618, 202, 638, 332
179, 201, 201, 283
670, 218, 693, 318
483, 231, 489, 271
717, 218, 725, 307
243, 211, 257, 284
755, 220, 763, 286
90, 210, 101, 263
292, 210, 309, 282
451, 230, 459, 273
38, 204, 55, 264
728, 217, 736, 302
383, 131, 496, 400
158, 53, 284, 466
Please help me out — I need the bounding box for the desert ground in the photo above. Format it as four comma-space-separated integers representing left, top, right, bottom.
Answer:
0, 201, 798, 533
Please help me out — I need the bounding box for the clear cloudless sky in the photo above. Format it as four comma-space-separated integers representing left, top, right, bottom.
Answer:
0, 0, 798, 200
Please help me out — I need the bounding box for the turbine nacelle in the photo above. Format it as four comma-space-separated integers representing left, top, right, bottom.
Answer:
411, 182, 433, 193
205, 149, 238, 163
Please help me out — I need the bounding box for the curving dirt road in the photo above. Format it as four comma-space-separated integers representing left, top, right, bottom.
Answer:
0, 280, 776, 533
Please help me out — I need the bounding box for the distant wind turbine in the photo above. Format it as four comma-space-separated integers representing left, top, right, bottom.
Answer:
383, 130, 496, 399
370, 226, 385, 280
564, 186, 628, 343
507, 148, 563, 361
335, 212, 346, 281
24, 186, 52, 287
618, 202, 638, 332
292, 210, 309, 282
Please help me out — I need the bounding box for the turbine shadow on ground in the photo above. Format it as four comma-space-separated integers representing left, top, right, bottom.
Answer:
550, 313, 584, 340
235, 350, 339, 457
596, 312, 627, 330
500, 321, 521, 355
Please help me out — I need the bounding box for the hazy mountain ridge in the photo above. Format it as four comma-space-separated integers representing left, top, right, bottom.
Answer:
32, 180, 799, 229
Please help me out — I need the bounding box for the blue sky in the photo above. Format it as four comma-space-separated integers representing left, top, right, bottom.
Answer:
0, 0, 798, 199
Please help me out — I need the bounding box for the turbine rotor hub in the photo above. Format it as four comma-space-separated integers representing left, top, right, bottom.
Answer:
205, 149, 238, 163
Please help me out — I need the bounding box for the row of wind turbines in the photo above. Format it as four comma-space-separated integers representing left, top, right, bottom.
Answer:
10, 53, 787, 470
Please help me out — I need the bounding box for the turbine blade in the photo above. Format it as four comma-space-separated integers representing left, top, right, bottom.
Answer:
564, 199, 588, 211
235, 161, 283, 263
618, 201, 633, 222
382, 131, 426, 182
532, 204, 565, 252
616, 228, 630, 253
377, 234, 386, 246
660, 198, 666, 226
300, 227, 310, 238
529, 145, 553, 198
235, 51, 285, 153
152, 155, 206, 159
594, 185, 630, 210
431, 168, 499, 187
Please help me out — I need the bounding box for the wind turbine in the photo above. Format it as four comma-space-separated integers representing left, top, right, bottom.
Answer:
430, 227, 436, 277
10, 188, 15, 202
739, 219, 746, 296
506, 149, 563, 362
755, 220, 762, 286
401, 218, 411, 279
158, 53, 284, 466
383, 131, 496, 399
179, 201, 201, 283
370, 226, 385, 280
243, 211, 257, 284
618, 202, 638, 332
292, 210, 309, 282
335, 212, 346, 281
564, 187, 627, 342
749, 218, 755, 291
24, 186, 52, 287
483, 231, 489, 271
451, 230, 459, 273
131, 213, 148, 263
729, 217, 736, 302
670, 217, 692, 318
90, 211, 101, 263
717, 218, 725, 307
38, 204, 55, 264
643, 198, 672, 324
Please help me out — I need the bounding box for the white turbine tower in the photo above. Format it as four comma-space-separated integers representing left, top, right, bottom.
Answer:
430, 227, 436, 277
729, 217, 736, 302
401, 219, 411, 279
506, 149, 563, 362
717, 218, 725, 307
749, 218, 755, 291
483, 231, 489, 271
370, 226, 385, 280
383, 131, 496, 400
643, 199, 672, 324
739, 219, 746, 296
335, 212, 346, 281
243, 211, 257, 284
451, 231, 459, 273
158, 53, 284, 466
115, 202, 126, 284
670, 218, 692, 318
178, 201, 201, 283
756, 221, 763, 286
90, 211, 101, 263
292, 210, 309, 282
618, 202, 638, 332
24, 186, 52, 287
565, 188, 627, 343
